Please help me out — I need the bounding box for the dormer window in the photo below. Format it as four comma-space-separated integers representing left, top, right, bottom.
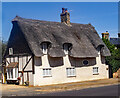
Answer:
42, 43, 47, 54
63, 43, 72, 55
9, 48, 13, 55
41, 42, 51, 54
97, 45, 104, 55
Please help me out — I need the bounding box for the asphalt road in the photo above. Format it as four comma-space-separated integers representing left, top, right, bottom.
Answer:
39, 84, 120, 96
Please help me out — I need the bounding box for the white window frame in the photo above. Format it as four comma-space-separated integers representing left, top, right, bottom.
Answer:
7, 69, 10, 79
93, 67, 99, 75
9, 48, 13, 55
66, 68, 76, 77
43, 68, 52, 77
15, 68, 18, 78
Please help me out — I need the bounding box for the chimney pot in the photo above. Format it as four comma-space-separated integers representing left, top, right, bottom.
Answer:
106, 31, 108, 33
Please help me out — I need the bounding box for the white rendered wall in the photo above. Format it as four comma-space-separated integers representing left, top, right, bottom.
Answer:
34, 52, 109, 86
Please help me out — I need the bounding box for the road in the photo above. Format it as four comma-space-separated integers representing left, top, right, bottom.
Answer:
39, 84, 119, 96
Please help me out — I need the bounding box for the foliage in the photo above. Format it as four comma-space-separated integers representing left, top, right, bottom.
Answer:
0, 40, 7, 64
102, 38, 120, 73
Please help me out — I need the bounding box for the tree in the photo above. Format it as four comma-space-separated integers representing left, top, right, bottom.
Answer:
0, 40, 7, 64
102, 38, 120, 73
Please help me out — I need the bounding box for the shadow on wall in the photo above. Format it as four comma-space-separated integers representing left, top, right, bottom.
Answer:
34, 57, 42, 66
48, 55, 97, 67
48, 56, 64, 67
69, 56, 97, 67
101, 55, 106, 64
35, 54, 105, 67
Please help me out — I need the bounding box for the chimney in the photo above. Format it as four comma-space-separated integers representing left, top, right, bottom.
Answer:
102, 31, 109, 39
118, 33, 120, 38
60, 8, 70, 26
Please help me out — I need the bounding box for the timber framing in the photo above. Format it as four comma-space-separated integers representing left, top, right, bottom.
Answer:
18, 70, 33, 73
22, 56, 32, 71
32, 54, 35, 74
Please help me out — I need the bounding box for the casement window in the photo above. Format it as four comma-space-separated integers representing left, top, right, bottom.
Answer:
63, 43, 72, 55
9, 48, 13, 55
83, 60, 89, 65
43, 68, 52, 77
66, 68, 76, 77
7, 68, 13, 79
93, 67, 99, 75
7, 68, 18, 79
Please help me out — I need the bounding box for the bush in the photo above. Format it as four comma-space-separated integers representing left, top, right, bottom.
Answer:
102, 38, 120, 73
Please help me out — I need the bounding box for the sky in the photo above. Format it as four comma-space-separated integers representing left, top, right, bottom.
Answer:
2, 2, 118, 41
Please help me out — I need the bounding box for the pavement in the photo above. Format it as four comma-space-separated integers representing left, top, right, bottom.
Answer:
39, 84, 119, 96
1, 78, 120, 96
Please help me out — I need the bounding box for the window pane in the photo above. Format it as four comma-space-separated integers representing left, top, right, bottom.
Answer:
83, 60, 89, 65
11, 69, 13, 78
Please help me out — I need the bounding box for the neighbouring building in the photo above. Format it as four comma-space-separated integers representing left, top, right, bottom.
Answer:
3, 8, 111, 86
110, 33, 120, 49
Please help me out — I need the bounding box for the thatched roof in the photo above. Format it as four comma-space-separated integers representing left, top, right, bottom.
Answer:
5, 16, 110, 58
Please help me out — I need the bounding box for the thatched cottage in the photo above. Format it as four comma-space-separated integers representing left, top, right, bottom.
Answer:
4, 8, 111, 86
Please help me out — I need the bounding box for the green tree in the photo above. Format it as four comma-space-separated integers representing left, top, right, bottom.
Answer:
102, 38, 120, 73
0, 39, 7, 64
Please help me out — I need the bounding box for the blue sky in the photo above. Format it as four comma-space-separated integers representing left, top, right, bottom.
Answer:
2, 2, 118, 41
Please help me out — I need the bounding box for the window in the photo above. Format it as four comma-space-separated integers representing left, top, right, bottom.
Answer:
66, 68, 76, 77
93, 67, 99, 75
83, 60, 89, 65
7, 68, 13, 79
41, 42, 51, 54
11, 69, 13, 78
9, 48, 13, 55
63, 43, 72, 55
43, 68, 51, 77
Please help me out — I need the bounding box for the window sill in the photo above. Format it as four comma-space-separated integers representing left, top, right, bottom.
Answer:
93, 73, 99, 75
6, 78, 18, 80
67, 75, 76, 77
43, 75, 52, 78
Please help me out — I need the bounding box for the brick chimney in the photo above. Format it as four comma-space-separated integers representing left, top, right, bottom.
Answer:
60, 8, 70, 26
102, 31, 109, 39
